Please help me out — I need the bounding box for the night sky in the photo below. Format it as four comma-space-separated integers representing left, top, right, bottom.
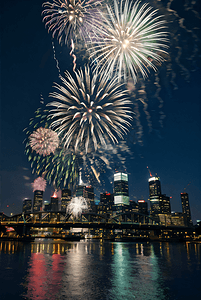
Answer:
1, 0, 201, 223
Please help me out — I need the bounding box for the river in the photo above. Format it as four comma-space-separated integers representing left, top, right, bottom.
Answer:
0, 239, 200, 300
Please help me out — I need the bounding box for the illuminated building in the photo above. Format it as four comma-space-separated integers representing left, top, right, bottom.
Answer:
160, 194, 171, 214
138, 200, 148, 215
76, 185, 94, 211
44, 200, 51, 212
148, 176, 161, 215
76, 185, 85, 197
33, 190, 43, 212
114, 172, 129, 205
129, 200, 139, 213
76, 185, 94, 201
170, 212, 185, 226
22, 198, 32, 214
100, 192, 114, 206
51, 192, 58, 211
61, 189, 71, 212
181, 192, 192, 226
97, 203, 110, 218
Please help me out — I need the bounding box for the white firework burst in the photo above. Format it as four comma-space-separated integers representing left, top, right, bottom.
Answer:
89, 0, 169, 82
67, 196, 88, 218
42, 0, 102, 44
48, 65, 133, 153
29, 127, 59, 156
32, 177, 47, 192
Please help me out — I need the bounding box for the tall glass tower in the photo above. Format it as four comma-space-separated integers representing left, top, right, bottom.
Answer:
33, 190, 43, 212
114, 172, 129, 205
148, 176, 161, 215
22, 198, 32, 214
61, 189, 71, 212
181, 192, 192, 225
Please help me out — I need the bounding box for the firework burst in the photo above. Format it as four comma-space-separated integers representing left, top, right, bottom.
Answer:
32, 177, 47, 192
24, 105, 79, 190
29, 127, 59, 156
67, 196, 88, 218
48, 65, 133, 154
42, 0, 102, 44
89, 0, 168, 82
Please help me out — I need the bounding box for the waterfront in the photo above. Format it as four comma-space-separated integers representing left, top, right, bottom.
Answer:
0, 240, 200, 300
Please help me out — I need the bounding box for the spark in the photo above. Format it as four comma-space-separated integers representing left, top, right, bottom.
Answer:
48, 65, 133, 154
89, 0, 169, 82
67, 196, 88, 218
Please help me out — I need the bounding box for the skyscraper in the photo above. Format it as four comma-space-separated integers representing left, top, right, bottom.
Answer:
138, 200, 148, 215
76, 185, 94, 200
114, 172, 129, 205
181, 192, 192, 226
61, 189, 71, 212
76, 185, 94, 211
22, 198, 32, 214
85, 186, 94, 201
148, 176, 161, 215
160, 194, 171, 214
44, 200, 51, 212
51, 192, 59, 211
100, 192, 114, 206
33, 190, 43, 212
76, 185, 85, 197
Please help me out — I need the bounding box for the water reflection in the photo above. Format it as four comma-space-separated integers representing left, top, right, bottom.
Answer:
0, 240, 200, 300
110, 243, 168, 300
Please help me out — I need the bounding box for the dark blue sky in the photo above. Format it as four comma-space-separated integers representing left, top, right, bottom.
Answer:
0, 0, 201, 222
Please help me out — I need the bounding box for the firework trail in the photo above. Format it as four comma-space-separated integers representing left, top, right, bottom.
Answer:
67, 196, 88, 218
29, 127, 59, 156
88, 0, 169, 82
123, 0, 200, 144
32, 177, 47, 192
48, 65, 133, 154
52, 41, 61, 75
70, 38, 77, 71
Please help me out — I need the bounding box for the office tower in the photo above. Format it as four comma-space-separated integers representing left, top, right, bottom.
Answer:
138, 200, 148, 215
148, 176, 161, 215
181, 192, 192, 225
44, 200, 51, 212
22, 198, 32, 214
129, 200, 139, 213
100, 192, 114, 206
51, 192, 59, 211
61, 189, 71, 212
114, 172, 129, 205
76, 185, 85, 197
76, 185, 94, 199
33, 190, 43, 212
160, 194, 171, 214
85, 186, 94, 201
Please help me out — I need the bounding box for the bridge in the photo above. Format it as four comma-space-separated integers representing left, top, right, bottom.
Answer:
0, 211, 194, 237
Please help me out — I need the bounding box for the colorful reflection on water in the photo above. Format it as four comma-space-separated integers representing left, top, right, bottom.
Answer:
0, 240, 200, 300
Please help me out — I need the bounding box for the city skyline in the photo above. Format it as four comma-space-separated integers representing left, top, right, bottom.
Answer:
18, 171, 194, 227
0, 0, 201, 223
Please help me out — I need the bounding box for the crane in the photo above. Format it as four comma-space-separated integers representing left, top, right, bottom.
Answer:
183, 182, 191, 192
147, 166, 152, 177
